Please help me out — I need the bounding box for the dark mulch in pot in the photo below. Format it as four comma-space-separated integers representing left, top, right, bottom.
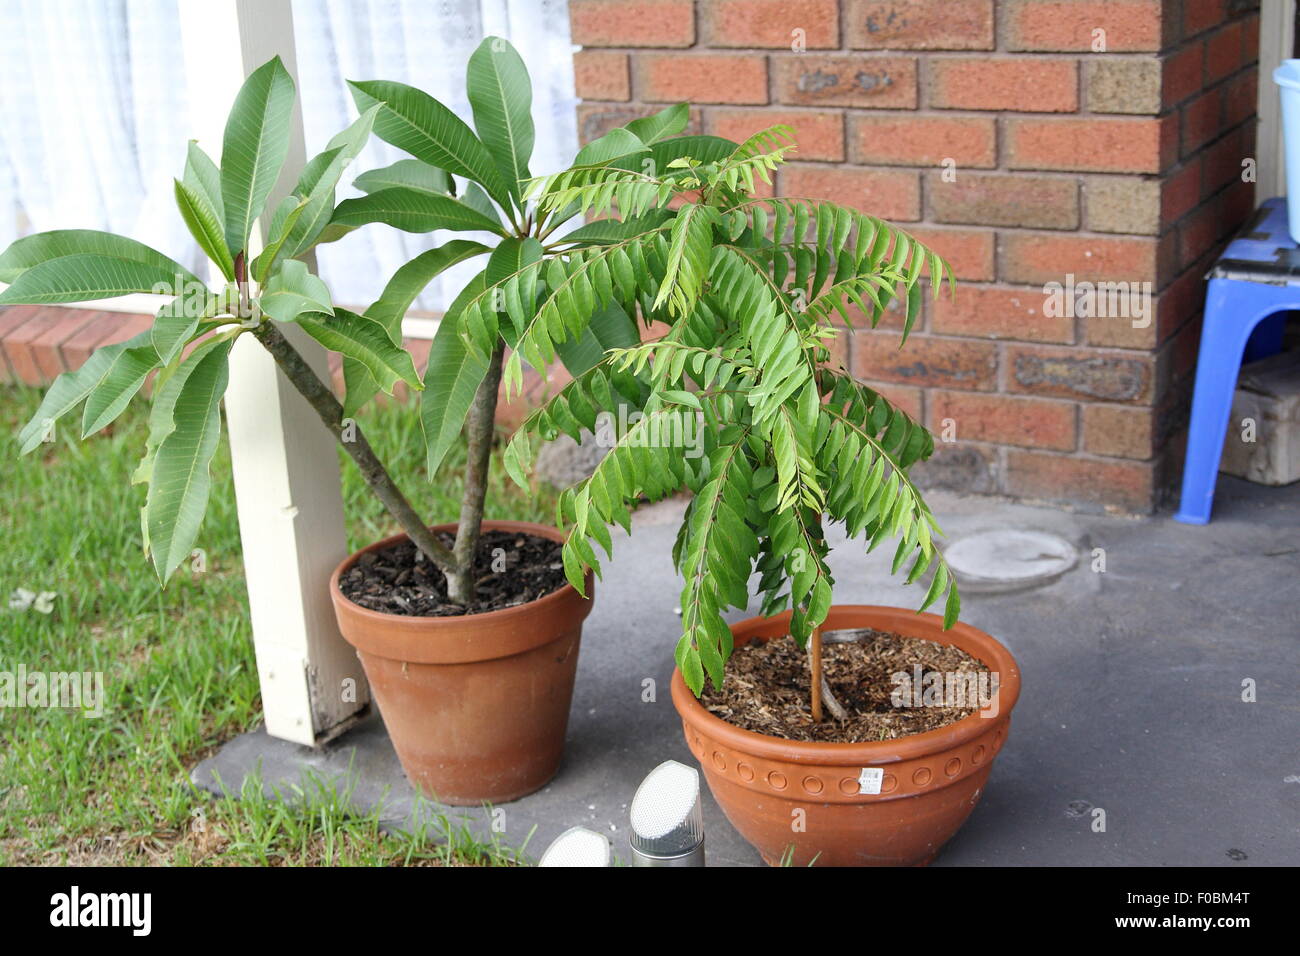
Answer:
339, 530, 568, 617
700, 629, 992, 743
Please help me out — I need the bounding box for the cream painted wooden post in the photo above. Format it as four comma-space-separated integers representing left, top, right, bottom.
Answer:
1257, 1, 1296, 203
222, 0, 369, 745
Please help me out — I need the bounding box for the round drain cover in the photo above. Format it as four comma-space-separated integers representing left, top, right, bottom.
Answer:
943, 529, 1077, 593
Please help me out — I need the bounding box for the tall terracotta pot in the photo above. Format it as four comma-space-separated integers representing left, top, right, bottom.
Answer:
671, 605, 1020, 866
330, 520, 593, 805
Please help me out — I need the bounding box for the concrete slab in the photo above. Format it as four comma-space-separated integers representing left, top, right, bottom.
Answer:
194, 476, 1300, 866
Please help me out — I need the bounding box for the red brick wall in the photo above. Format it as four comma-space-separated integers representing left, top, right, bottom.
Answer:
570, 0, 1261, 513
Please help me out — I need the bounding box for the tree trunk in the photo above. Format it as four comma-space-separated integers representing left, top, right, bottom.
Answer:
250, 322, 456, 575
446, 342, 505, 606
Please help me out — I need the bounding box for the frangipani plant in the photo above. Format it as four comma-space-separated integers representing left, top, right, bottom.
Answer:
3, 56, 435, 586
493, 122, 964, 716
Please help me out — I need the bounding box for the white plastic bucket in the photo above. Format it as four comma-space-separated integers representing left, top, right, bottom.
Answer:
1273, 59, 1300, 242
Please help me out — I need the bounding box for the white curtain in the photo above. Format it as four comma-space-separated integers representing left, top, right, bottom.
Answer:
292, 0, 577, 310
0, 0, 577, 311
0, 0, 198, 271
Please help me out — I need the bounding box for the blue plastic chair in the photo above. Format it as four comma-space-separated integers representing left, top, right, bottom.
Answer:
1175, 197, 1292, 524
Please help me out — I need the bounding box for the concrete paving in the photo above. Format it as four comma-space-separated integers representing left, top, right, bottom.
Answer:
194, 476, 1300, 866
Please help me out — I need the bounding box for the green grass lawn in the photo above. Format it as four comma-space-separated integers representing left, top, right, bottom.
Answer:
0, 385, 552, 865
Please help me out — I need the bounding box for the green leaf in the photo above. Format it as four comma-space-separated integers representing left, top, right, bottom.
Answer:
354, 158, 453, 196
81, 344, 160, 437
15, 329, 155, 453
297, 307, 421, 394
0, 230, 198, 303
348, 78, 513, 209
341, 357, 380, 420
422, 272, 490, 477
624, 104, 689, 145
259, 260, 333, 324
330, 188, 505, 234
268, 104, 382, 268
648, 135, 738, 171
175, 142, 234, 280
145, 339, 233, 582
0, 253, 195, 305
466, 37, 534, 204
151, 288, 215, 367
220, 56, 296, 256
574, 128, 647, 167
366, 239, 490, 343
555, 300, 638, 377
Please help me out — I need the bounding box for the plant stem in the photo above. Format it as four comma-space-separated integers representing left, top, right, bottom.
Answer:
250, 321, 457, 575
809, 626, 823, 722
446, 341, 505, 605
807, 625, 848, 722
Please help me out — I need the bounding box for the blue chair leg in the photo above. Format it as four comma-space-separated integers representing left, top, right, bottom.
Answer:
1174, 279, 1281, 525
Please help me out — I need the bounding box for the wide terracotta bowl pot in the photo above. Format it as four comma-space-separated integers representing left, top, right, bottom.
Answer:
671, 605, 1020, 866
330, 520, 593, 806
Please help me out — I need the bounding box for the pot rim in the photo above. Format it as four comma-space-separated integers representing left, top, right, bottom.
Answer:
670, 604, 1020, 765
328, 518, 591, 629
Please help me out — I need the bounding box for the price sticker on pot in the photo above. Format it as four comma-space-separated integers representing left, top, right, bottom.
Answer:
858, 767, 883, 795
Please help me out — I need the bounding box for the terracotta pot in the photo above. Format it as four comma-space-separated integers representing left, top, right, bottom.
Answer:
330, 520, 593, 805
671, 605, 1020, 866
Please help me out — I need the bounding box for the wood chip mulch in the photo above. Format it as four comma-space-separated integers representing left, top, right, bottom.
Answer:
699, 628, 991, 743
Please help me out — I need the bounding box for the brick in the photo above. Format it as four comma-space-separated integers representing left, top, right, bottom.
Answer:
773, 55, 916, 108
1001, 233, 1159, 285
636, 54, 769, 105
576, 103, 701, 144
91, 312, 153, 349
1007, 344, 1154, 403
1242, 12, 1259, 64
702, 0, 840, 49
1200, 124, 1250, 198
570, 0, 694, 48
908, 227, 995, 281
930, 284, 1074, 343
929, 390, 1076, 450
1087, 58, 1161, 114
707, 109, 844, 161
1183, 0, 1226, 38
852, 332, 997, 390
1223, 68, 1257, 130
29, 309, 100, 380
851, 379, 924, 419
59, 311, 128, 370
781, 164, 920, 220
1006, 116, 1177, 173
1005, 0, 1164, 53
1162, 43, 1204, 109
1181, 88, 1224, 156
850, 114, 995, 168
1161, 160, 1202, 226
846, 0, 994, 50
573, 51, 629, 101
1084, 177, 1160, 234
911, 443, 998, 493
3, 309, 69, 385
927, 173, 1078, 229
929, 58, 1077, 112
1204, 21, 1244, 85
1083, 403, 1156, 458
1004, 449, 1156, 512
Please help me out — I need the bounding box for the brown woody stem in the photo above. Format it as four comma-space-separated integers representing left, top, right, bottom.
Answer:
447, 342, 505, 605
250, 321, 457, 575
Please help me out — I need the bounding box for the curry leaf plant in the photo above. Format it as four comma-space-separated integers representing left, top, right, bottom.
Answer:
491, 122, 965, 707
3, 57, 439, 584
